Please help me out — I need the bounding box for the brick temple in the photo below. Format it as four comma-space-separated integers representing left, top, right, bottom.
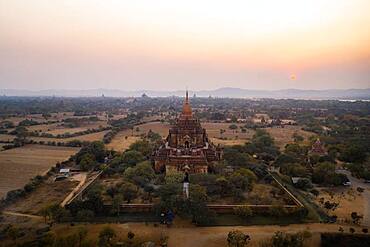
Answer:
152, 91, 222, 174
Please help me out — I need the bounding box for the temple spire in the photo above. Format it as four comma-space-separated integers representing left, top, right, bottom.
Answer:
181, 89, 192, 118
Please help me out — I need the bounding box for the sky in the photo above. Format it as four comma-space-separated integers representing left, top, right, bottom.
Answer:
0, 0, 369, 91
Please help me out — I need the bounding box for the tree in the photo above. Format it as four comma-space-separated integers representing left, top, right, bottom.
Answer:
127, 231, 135, 246
89, 141, 106, 162
119, 181, 138, 203
6, 225, 22, 245
40, 205, 51, 223
121, 150, 145, 166
76, 209, 95, 221
269, 231, 310, 247
223, 147, 251, 166
79, 153, 96, 171
189, 185, 214, 225
295, 178, 313, 191
98, 227, 116, 247
269, 205, 287, 217
351, 212, 363, 224
339, 144, 367, 163
129, 140, 153, 156
227, 230, 250, 247
112, 194, 124, 216
157, 183, 182, 212
43, 203, 69, 223
124, 161, 155, 185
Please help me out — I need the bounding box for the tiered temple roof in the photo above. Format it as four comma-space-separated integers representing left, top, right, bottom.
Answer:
152, 91, 222, 174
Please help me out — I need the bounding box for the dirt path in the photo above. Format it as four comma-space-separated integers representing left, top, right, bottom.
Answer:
60, 173, 87, 207
2, 211, 43, 220
121, 222, 361, 247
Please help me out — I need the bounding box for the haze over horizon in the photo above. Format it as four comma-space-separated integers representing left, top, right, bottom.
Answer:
1, 0, 370, 91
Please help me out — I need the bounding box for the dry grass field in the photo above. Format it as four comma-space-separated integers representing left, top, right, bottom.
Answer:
0, 145, 79, 199
314, 187, 364, 223
106, 134, 140, 152
5, 178, 79, 214
132, 121, 254, 140
133, 121, 171, 137
265, 125, 315, 149
202, 122, 254, 139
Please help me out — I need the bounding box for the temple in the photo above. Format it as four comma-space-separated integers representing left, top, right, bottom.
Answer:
152, 91, 223, 174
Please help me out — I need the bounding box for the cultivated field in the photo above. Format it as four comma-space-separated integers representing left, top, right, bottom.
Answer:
27, 121, 109, 135
28, 130, 110, 143
0, 145, 79, 199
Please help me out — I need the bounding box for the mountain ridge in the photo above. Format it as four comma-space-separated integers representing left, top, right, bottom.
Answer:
1, 87, 369, 100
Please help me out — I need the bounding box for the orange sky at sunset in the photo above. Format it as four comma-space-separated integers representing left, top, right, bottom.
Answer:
0, 0, 369, 90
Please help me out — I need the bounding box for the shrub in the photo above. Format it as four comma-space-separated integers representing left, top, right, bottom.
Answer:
234, 206, 253, 218
227, 230, 250, 247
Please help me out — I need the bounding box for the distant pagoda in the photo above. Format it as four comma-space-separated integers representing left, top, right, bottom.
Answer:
152, 91, 222, 174
309, 138, 327, 156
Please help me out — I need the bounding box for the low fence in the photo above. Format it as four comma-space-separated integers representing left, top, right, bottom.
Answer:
65, 172, 306, 215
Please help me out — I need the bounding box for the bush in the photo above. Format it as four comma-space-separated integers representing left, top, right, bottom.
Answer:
294, 178, 313, 191
234, 206, 253, 218
76, 210, 95, 222
227, 230, 250, 247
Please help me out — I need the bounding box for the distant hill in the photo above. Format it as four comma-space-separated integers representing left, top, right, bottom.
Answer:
1, 87, 369, 100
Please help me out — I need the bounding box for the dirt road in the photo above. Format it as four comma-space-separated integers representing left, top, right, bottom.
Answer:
122, 222, 360, 247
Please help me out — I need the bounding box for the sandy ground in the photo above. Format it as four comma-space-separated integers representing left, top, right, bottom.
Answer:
0, 145, 79, 199
314, 187, 364, 223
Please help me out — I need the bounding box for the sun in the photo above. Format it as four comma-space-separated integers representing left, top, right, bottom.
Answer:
290, 74, 297, 81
